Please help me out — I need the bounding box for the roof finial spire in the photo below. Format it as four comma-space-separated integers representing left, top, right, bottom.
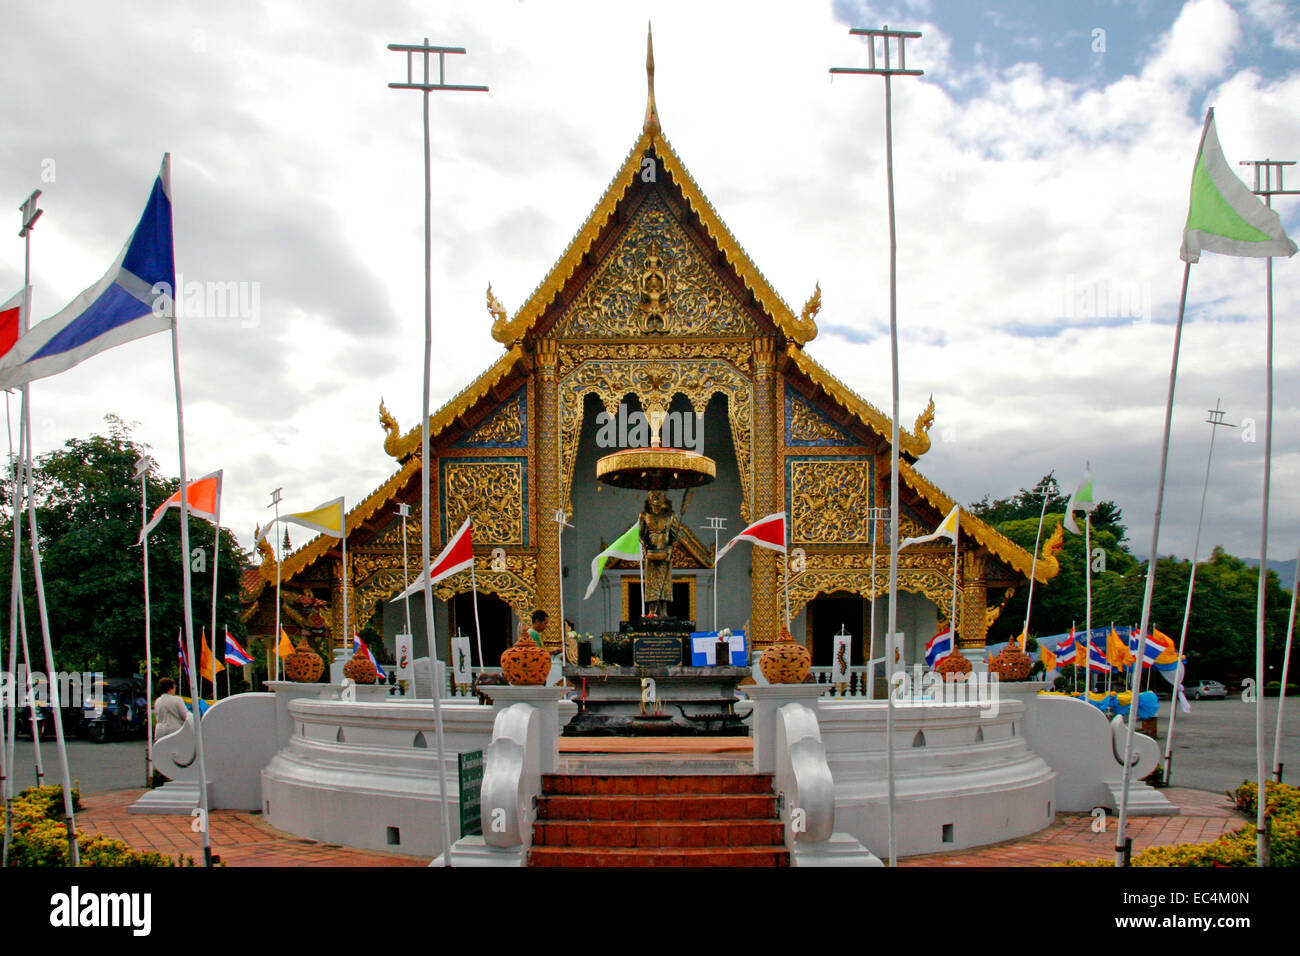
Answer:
644, 21, 660, 134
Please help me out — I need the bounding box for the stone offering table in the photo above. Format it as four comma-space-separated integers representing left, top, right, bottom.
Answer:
562, 665, 751, 736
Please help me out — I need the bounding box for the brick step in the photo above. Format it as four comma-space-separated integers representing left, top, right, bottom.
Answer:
541, 773, 774, 796
529, 845, 789, 867
537, 793, 777, 822
534, 818, 784, 848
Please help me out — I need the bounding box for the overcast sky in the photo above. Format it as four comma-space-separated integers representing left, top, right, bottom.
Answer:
1, 0, 1298, 567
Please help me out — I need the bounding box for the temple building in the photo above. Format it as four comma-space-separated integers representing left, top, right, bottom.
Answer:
244, 36, 1058, 672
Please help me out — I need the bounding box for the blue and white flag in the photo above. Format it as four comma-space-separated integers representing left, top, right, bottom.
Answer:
0, 156, 174, 389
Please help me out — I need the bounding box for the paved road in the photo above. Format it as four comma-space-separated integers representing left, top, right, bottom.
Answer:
1153, 697, 1300, 793
5, 737, 149, 794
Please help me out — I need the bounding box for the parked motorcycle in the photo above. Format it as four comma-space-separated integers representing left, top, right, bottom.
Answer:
82, 677, 148, 743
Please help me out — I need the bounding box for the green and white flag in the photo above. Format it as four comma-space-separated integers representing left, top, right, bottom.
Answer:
583, 521, 641, 600
1181, 108, 1297, 263
1064, 467, 1096, 535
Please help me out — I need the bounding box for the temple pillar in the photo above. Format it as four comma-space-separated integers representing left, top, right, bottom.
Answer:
534, 338, 562, 650
752, 337, 780, 646
959, 550, 989, 651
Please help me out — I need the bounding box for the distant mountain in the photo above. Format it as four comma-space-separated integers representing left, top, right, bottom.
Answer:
1242, 557, 1298, 589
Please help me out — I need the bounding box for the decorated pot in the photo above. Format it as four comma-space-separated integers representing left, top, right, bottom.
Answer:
935, 650, 973, 682
285, 639, 324, 683
988, 643, 1033, 681
500, 634, 551, 686
343, 652, 378, 685
759, 627, 812, 684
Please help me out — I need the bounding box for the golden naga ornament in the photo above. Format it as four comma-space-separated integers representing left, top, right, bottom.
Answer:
500, 632, 551, 686
759, 625, 812, 684
787, 282, 821, 347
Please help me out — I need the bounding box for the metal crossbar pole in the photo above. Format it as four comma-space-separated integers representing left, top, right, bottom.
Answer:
1163, 401, 1234, 785
387, 36, 487, 867
831, 24, 923, 869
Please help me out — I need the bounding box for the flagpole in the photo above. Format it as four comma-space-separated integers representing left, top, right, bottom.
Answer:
1085, 513, 1094, 696
4, 387, 42, 866
169, 234, 214, 869
398, 503, 413, 637
137, 458, 155, 788
1115, 259, 1191, 867
1275, 546, 1299, 782
1252, 216, 1274, 865
269, 488, 283, 682
209, 484, 221, 699
0, 389, 13, 866
16, 190, 78, 864
341, 502, 350, 662
469, 556, 484, 676
950, 510, 959, 650
387, 38, 487, 864
1021, 476, 1053, 645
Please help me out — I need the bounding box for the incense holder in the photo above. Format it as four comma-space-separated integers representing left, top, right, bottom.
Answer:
759, 627, 811, 684
285, 640, 325, 683
343, 652, 378, 685
501, 634, 551, 685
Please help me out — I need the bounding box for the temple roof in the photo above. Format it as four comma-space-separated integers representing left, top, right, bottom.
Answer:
257, 31, 1046, 593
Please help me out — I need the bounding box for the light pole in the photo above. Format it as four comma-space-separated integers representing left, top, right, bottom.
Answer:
831, 24, 923, 869
703, 516, 726, 631
387, 37, 487, 866
1239, 159, 1298, 816
1163, 400, 1234, 786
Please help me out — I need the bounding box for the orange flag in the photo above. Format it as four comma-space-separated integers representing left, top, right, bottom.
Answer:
139, 470, 223, 541
199, 630, 225, 682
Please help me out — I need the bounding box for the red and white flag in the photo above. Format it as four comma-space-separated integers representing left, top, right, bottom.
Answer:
393, 517, 474, 601
139, 470, 223, 542
0, 288, 27, 361
715, 512, 786, 564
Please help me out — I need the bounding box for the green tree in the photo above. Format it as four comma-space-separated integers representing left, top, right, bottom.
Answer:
0, 416, 251, 680
971, 475, 1292, 679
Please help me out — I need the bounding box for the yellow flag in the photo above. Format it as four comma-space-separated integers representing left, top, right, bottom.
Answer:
277, 629, 295, 658
199, 631, 225, 681
1106, 628, 1135, 667
1041, 642, 1057, 672
257, 497, 345, 543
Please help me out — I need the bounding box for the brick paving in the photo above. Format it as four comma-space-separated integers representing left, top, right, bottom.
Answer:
75, 785, 1247, 867
902, 788, 1249, 866
77, 790, 428, 867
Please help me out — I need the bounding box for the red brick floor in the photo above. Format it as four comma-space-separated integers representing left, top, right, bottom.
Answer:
77, 790, 427, 867
902, 788, 1248, 866
76, 785, 1247, 867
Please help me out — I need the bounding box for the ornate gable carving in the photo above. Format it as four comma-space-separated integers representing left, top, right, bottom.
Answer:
555, 192, 761, 340
452, 385, 527, 448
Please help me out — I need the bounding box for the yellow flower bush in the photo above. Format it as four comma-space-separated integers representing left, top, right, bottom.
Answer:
2, 785, 191, 867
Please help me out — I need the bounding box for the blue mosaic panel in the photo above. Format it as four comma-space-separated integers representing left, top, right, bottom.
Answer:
784, 384, 857, 447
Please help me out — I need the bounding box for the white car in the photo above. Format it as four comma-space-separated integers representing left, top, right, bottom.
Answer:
1187, 679, 1227, 700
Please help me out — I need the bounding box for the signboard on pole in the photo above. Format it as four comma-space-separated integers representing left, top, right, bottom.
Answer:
832, 631, 852, 684
451, 635, 472, 689
395, 634, 413, 683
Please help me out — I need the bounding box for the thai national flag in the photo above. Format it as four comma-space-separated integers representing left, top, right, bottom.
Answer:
224, 630, 255, 667
0, 157, 174, 389
353, 635, 385, 677
1128, 627, 1171, 668
924, 628, 953, 667
1086, 642, 1112, 673
1055, 629, 1077, 666
177, 629, 189, 671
